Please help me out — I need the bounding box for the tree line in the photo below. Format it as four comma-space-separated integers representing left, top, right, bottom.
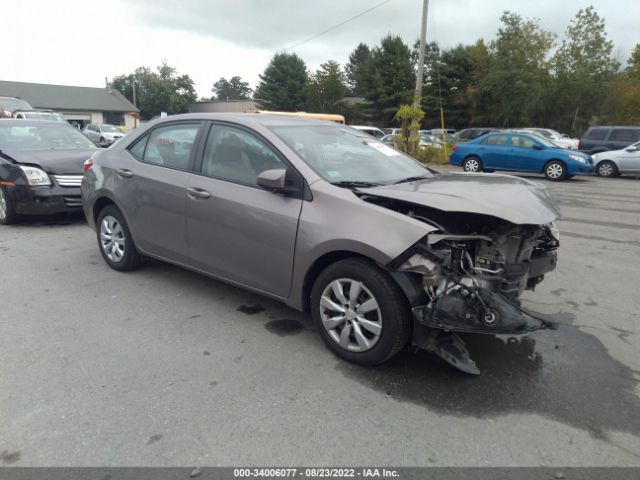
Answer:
111, 6, 639, 135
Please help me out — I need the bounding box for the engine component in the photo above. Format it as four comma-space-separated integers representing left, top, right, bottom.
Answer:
413, 286, 557, 334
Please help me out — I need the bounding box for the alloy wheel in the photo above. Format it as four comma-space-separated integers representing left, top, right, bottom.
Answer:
598, 163, 614, 177
100, 215, 126, 263
319, 278, 383, 352
546, 163, 564, 179
464, 158, 480, 172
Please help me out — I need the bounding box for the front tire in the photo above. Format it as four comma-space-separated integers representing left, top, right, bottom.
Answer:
0, 186, 19, 225
596, 161, 617, 178
310, 258, 411, 366
544, 160, 567, 181
462, 156, 483, 173
96, 205, 141, 271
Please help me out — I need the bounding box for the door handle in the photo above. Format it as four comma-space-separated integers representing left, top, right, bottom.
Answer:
116, 169, 133, 178
187, 187, 211, 200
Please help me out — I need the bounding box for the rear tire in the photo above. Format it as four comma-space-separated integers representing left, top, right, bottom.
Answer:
0, 186, 19, 225
310, 258, 411, 366
544, 160, 567, 181
96, 205, 141, 271
462, 156, 483, 173
596, 161, 617, 178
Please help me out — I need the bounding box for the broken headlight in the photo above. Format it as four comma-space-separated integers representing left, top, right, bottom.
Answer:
548, 222, 560, 242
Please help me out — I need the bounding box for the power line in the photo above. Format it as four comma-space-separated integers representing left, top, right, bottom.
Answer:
283, 0, 393, 52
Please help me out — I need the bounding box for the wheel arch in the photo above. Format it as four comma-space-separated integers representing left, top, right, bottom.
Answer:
463, 153, 482, 162
299, 250, 419, 313
93, 196, 117, 224
91, 193, 142, 248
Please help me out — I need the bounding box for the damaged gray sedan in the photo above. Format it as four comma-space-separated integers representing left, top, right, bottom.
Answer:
81, 114, 561, 375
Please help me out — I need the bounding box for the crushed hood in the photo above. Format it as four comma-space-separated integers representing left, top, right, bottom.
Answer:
0, 148, 97, 174
358, 172, 561, 225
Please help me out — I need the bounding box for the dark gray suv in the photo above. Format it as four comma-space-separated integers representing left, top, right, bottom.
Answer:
81, 113, 561, 375
579, 126, 640, 154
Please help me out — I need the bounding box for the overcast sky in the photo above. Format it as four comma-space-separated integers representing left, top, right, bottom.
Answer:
4, 0, 638, 98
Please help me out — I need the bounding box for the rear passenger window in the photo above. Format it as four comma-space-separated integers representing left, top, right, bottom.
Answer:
585, 128, 608, 140
609, 129, 640, 143
131, 123, 200, 170
483, 134, 509, 146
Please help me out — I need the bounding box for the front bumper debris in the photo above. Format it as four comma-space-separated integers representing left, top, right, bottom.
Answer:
413, 288, 557, 335
411, 288, 557, 375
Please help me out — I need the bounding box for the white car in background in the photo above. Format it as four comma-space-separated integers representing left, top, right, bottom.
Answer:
523, 128, 579, 150
83, 123, 125, 147
350, 125, 386, 139
592, 141, 640, 177
381, 133, 443, 150
12, 109, 67, 122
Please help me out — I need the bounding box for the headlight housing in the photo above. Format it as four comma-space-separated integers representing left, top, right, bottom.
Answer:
18, 166, 51, 186
548, 221, 560, 242
569, 154, 587, 163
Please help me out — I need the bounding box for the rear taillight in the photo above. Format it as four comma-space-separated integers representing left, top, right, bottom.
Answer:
83, 159, 94, 173
578, 139, 583, 150
452, 145, 459, 151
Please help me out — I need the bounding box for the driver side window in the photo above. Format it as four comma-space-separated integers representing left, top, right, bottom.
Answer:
512, 135, 536, 149
200, 124, 284, 186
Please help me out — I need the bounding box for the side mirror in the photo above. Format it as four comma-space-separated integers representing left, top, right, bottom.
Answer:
257, 168, 287, 191
532, 144, 544, 150
625, 145, 637, 152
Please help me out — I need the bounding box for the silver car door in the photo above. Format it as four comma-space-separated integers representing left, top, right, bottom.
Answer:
116, 121, 202, 264
620, 143, 640, 172
185, 122, 303, 297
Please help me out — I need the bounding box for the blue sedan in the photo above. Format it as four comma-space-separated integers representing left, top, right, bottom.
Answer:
450, 132, 594, 181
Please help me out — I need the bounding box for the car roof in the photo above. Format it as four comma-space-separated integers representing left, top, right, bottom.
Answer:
147, 112, 345, 128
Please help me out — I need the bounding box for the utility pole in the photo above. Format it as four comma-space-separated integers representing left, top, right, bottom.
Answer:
409, 0, 429, 148
413, 0, 429, 109
131, 74, 137, 108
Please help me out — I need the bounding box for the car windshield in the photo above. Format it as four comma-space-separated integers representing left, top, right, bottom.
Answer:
531, 129, 553, 139
271, 125, 433, 185
546, 129, 563, 138
0, 124, 98, 150
100, 125, 120, 132
0, 98, 32, 110
519, 131, 558, 148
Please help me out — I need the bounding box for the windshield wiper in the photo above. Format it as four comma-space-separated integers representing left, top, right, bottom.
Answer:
331, 180, 383, 188
393, 175, 431, 184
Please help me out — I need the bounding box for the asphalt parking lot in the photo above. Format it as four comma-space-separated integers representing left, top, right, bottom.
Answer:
1, 171, 639, 467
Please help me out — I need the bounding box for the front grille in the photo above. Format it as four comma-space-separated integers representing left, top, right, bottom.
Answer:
53, 174, 83, 187
63, 196, 82, 208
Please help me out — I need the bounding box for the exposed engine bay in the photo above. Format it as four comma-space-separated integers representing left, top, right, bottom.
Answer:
362, 194, 560, 375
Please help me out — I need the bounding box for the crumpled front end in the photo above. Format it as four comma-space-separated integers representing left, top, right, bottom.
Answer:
389, 217, 560, 374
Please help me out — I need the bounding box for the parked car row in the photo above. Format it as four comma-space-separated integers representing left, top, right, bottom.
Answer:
1, 96, 127, 148
351, 122, 639, 180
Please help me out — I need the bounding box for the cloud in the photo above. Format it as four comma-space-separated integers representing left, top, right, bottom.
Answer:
1, 0, 637, 98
